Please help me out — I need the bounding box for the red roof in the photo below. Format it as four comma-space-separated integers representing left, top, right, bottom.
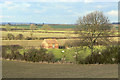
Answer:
45, 39, 58, 44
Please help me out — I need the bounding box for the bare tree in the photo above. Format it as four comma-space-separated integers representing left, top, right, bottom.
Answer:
30, 24, 38, 39
75, 11, 112, 55
30, 24, 38, 32
5, 24, 11, 31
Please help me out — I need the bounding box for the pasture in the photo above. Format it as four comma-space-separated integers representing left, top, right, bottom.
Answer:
2, 60, 118, 78
8, 25, 76, 29
1, 31, 78, 38
2, 39, 78, 47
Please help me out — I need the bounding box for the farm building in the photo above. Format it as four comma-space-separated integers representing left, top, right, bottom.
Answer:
41, 39, 59, 49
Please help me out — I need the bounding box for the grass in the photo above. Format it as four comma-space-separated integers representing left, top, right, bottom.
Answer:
2, 60, 118, 78
2, 25, 76, 29
47, 46, 106, 63
2, 39, 80, 47
2, 31, 78, 38
2, 40, 43, 47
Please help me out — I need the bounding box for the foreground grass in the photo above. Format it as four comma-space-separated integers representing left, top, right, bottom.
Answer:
2, 60, 118, 78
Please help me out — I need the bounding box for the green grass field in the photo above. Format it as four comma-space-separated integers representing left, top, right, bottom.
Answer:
2, 60, 118, 78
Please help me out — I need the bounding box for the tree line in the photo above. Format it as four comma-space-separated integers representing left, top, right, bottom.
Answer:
2, 45, 120, 64
2, 45, 55, 63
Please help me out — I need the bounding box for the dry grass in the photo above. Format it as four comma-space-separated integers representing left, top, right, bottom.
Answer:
2, 31, 78, 38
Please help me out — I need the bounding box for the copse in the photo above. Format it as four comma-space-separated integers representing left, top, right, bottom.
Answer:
41, 24, 52, 30
16, 34, 24, 40
7, 33, 15, 40
75, 11, 112, 57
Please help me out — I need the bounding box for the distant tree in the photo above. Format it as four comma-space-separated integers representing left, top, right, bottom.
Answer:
16, 34, 24, 40
41, 24, 52, 30
75, 11, 112, 57
5, 24, 11, 31
15, 26, 18, 30
29, 24, 37, 39
22, 28, 25, 32
7, 33, 15, 40
30, 31, 33, 39
30, 24, 38, 32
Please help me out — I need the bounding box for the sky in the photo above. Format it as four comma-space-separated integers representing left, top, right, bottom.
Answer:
0, 1, 118, 24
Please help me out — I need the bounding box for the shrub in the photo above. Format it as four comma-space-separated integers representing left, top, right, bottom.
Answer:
84, 45, 119, 64
2, 45, 55, 63
41, 25, 52, 30
2, 45, 23, 60
16, 34, 24, 40
7, 33, 15, 40
25, 37, 32, 40
45, 53, 55, 63
23, 48, 50, 62
24, 48, 38, 62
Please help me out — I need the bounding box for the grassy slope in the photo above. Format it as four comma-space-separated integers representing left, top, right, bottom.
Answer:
2, 60, 118, 78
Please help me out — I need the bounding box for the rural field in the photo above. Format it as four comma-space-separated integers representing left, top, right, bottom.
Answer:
1, 30, 78, 38
1, 1, 119, 79
2, 60, 118, 78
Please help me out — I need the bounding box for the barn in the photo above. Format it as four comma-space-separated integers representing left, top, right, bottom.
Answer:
41, 39, 59, 49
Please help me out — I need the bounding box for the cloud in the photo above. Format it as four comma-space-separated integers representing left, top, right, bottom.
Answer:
67, 10, 73, 12
22, 3, 31, 7
34, 9, 46, 13
8, 3, 31, 9
96, 4, 112, 9
1, 0, 118, 2
96, 5, 103, 9
107, 10, 118, 16
84, 0, 93, 3
0, 15, 15, 18
0, 1, 31, 10
4, 1, 13, 5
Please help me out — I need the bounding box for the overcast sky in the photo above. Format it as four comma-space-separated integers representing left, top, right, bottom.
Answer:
0, 1, 118, 24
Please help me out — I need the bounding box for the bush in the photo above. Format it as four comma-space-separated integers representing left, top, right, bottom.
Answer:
7, 33, 15, 40
47, 49, 63, 62
84, 45, 120, 64
45, 53, 55, 63
23, 48, 55, 63
41, 25, 52, 30
16, 34, 24, 40
25, 37, 32, 40
2, 45, 23, 60
2, 45, 56, 63
24, 48, 38, 62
